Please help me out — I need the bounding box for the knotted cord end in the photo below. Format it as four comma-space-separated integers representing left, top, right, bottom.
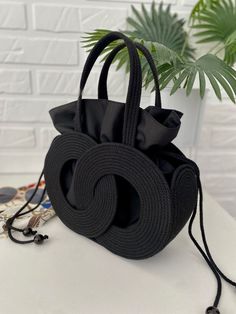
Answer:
23, 227, 37, 236
33, 234, 49, 244
206, 306, 220, 314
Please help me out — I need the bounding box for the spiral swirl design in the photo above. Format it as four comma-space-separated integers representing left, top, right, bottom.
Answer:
44, 133, 198, 259
44, 133, 117, 238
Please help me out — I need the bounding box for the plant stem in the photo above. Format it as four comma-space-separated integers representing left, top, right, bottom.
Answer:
208, 42, 222, 54
214, 45, 225, 56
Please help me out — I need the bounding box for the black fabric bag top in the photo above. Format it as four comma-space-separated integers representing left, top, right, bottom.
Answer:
44, 32, 199, 259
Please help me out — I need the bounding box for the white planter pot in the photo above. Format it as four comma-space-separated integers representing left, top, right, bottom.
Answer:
149, 88, 207, 158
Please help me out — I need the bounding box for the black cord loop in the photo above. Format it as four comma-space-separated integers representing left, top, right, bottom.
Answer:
75, 32, 143, 147
188, 173, 236, 313
98, 42, 162, 108
6, 170, 49, 245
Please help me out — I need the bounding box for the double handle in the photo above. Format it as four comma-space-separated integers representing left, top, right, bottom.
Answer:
98, 42, 161, 108
75, 32, 161, 147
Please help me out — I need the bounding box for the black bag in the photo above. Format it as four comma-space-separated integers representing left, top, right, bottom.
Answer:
7, 32, 235, 313
44, 31, 198, 259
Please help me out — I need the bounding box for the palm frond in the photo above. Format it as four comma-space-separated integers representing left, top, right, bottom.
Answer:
82, 3, 236, 102
83, 30, 183, 68
224, 30, 236, 66
127, 2, 194, 59
190, 0, 236, 66
190, 0, 220, 22
167, 54, 236, 102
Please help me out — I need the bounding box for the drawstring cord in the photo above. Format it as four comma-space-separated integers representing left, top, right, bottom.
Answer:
6, 170, 49, 244
189, 175, 236, 314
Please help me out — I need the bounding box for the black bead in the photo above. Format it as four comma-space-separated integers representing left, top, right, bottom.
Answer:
206, 306, 220, 314
23, 227, 33, 236
34, 234, 48, 244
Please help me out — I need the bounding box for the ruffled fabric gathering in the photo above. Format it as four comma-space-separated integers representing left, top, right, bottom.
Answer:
50, 99, 183, 150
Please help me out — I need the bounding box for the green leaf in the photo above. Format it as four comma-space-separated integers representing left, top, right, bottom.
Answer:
196, 36, 224, 44
160, 69, 181, 89
169, 54, 236, 101
195, 54, 236, 100
224, 30, 236, 65
127, 2, 194, 59
213, 71, 235, 102
159, 68, 178, 86
206, 72, 222, 100
186, 68, 197, 95
220, 69, 236, 94
190, 0, 220, 22
170, 70, 189, 94
81, 4, 236, 103
198, 69, 206, 99
190, 0, 236, 66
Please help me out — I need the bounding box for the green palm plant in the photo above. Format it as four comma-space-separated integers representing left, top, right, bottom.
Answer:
82, 1, 236, 103
190, 0, 236, 66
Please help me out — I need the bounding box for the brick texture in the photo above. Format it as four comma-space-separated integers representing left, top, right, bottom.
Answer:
0, 127, 35, 148
0, 99, 5, 118
40, 127, 59, 148
37, 70, 125, 96
211, 128, 236, 149
80, 6, 127, 32
0, 69, 31, 94
0, 2, 26, 30
33, 4, 127, 33
0, 37, 78, 65
0, 99, 64, 122
197, 102, 236, 219
0, 0, 235, 219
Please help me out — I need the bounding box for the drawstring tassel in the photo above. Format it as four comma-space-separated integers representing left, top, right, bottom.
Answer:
189, 174, 236, 314
6, 170, 49, 245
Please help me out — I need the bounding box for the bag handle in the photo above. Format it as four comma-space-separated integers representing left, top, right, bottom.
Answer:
74, 32, 142, 147
98, 42, 162, 108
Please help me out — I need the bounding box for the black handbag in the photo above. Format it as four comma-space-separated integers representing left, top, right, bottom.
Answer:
7, 32, 235, 314
44, 32, 198, 259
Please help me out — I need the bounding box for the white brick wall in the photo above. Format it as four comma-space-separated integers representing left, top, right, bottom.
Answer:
0, 36, 78, 65
0, 2, 26, 29
0, 0, 235, 219
0, 126, 35, 147
0, 69, 31, 93
33, 4, 127, 33
197, 101, 236, 218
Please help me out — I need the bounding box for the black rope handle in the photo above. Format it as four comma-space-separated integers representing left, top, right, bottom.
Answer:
74, 32, 142, 147
98, 42, 162, 108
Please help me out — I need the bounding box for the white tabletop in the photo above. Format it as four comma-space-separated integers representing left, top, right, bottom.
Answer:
0, 192, 235, 314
